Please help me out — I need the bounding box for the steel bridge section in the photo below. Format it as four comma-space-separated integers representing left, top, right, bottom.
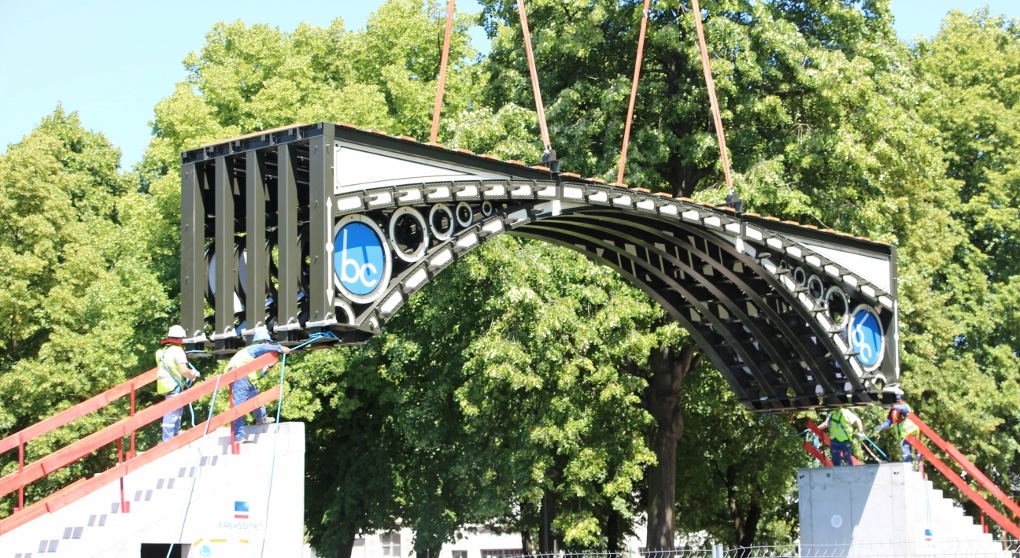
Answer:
180, 122, 900, 411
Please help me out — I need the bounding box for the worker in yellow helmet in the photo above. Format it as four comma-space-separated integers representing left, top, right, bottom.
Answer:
155, 325, 199, 442
225, 327, 291, 443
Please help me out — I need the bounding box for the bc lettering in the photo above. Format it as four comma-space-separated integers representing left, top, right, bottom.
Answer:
340, 228, 380, 290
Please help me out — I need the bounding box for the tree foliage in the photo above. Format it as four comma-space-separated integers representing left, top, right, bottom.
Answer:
0, 109, 170, 511
1, 0, 1018, 551
906, 9, 1020, 495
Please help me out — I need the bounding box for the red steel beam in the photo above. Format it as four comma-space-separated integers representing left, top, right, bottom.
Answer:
803, 441, 832, 467
0, 368, 158, 456
0, 388, 281, 535
907, 435, 1020, 539
909, 414, 1019, 520
0, 354, 277, 500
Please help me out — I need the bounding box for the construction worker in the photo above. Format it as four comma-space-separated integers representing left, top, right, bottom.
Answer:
874, 394, 920, 463
819, 407, 865, 466
225, 327, 291, 443
156, 325, 199, 442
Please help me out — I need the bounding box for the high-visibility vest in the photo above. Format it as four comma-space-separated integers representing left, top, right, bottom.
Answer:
155, 345, 187, 395
894, 416, 919, 441
829, 410, 854, 443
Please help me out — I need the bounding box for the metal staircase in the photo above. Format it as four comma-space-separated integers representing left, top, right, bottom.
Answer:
0, 356, 306, 557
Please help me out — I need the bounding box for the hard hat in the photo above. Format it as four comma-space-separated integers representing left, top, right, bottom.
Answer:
167, 325, 186, 339
252, 327, 272, 343
885, 385, 905, 398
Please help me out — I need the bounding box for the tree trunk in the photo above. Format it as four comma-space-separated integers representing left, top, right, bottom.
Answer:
539, 490, 555, 553
520, 529, 534, 555
606, 507, 621, 553
643, 343, 700, 550
334, 532, 355, 558
417, 544, 443, 558
727, 465, 762, 547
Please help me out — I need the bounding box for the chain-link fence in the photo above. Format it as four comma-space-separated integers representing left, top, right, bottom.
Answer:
504, 540, 1020, 558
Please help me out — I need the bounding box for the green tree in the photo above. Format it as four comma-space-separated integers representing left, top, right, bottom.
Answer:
0, 109, 170, 511
906, 9, 1020, 510
476, 0, 947, 546
675, 366, 805, 547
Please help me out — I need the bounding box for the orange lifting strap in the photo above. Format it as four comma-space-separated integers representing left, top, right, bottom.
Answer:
617, 0, 736, 192
689, 0, 735, 192
430, 0, 457, 144
517, 0, 555, 164
617, 0, 653, 185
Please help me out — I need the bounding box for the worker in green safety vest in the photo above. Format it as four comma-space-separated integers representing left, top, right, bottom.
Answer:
819, 407, 864, 466
155, 325, 199, 442
875, 393, 920, 464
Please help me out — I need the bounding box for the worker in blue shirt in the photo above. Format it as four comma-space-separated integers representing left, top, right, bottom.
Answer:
225, 327, 291, 443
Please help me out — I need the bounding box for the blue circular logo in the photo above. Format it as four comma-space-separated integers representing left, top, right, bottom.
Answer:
848, 306, 884, 371
334, 219, 390, 302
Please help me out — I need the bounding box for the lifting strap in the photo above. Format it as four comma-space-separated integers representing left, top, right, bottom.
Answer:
516, 0, 555, 165
689, 0, 735, 193
430, 0, 457, 144
617, 0, 653, 185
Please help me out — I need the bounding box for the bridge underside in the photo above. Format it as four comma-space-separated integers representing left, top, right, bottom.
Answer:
180, 122, 900, 411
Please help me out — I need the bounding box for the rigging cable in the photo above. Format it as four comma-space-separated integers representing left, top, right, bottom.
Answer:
258, 331, 337, 557
430, 0, 457, 144
617, 0, 653, 185
516, 0, 556, 166
689, 0, 735, 193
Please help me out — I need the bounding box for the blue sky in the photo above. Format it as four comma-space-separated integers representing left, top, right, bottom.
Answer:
1, 1, 1015, 170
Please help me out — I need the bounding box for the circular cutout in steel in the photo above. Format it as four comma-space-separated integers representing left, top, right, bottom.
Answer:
455, 202, 474, 228
388, 207, 428, 263
825, 287, 850, 330
481, 200, 493, 217
808, 274, 825, 301
206, 249, 244, 314
428, 204, 455, 241
793, 266, 807, 286
335, 300, 355, 325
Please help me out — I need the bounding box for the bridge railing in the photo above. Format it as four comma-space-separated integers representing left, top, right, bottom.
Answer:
0, 353, 280, 535
905, 414, 1020, 539
0, 367, 158, 512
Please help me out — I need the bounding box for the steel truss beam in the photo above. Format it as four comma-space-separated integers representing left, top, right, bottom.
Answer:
182, 127, 899, 411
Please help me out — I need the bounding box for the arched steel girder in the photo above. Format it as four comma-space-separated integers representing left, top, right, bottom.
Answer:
329, 178, 899, 411
517, 223, 803, 405
520, 213, 847, 400
537, 212, 866, 396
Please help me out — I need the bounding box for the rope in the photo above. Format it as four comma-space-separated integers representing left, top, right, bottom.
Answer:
259, 353, 289, 558
688, 0, 735, 193
271, 331, 339, 425
430, 0, 457, 144
516, 0, 553, 156
862, 433, 890, 461
257, 331, 338, 557
617, 0, 653, 185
